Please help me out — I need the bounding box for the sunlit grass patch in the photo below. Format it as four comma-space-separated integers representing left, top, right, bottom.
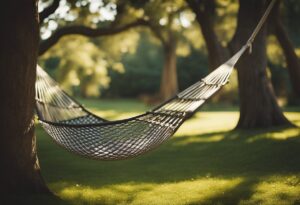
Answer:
246, 127, 300, 142
175, 112, 239, 136
79, 98, 149, 120
51, 177, 242, 205
174, 134, 225, 146
240, 175, 300, 205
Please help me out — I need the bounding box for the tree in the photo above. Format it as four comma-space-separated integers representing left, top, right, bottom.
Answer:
187, 0, 292, 128
159, 32, 178, 100
144, 5, 180, 100
135, 0, 196, 100
271, 0, 300, 100
186, 0, 237, 103
0, 1, 49, 193
230, 0, 291, 128
186, 0, 229, 71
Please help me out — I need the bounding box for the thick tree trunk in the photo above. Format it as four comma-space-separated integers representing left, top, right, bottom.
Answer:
0, 0, 50, 194
160, 38, 178, 100
273, 15, 300, 99
231, 0, 291, 128
187, 0, 229, 70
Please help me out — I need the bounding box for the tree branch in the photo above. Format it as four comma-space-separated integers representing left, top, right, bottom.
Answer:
39, 0, 60, 23
147, 23, 167, 45
39, 19, 148, 55
187, 0, 228, 70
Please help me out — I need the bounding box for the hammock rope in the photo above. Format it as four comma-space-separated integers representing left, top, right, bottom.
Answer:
36, 0, 275, 160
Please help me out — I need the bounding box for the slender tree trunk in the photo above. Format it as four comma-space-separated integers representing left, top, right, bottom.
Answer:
231, 0, 291, 128
273, 13, 300, 99
187, 0, 229, 70
160, 38, 178, 100
80, 87, 87, 98
0, 0, 50, 194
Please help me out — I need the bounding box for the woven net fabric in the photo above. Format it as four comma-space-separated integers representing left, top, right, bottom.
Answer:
35, 46, 247, 160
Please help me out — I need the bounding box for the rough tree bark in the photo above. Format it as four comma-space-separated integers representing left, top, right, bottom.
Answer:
230, 0, 291, 128
160, 34, 178, 100
0, 0, 50, 194
271, 1, 300, 99
186, 0, 229, 70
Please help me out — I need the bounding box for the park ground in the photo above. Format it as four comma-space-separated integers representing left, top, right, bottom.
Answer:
22, 99, 300, 204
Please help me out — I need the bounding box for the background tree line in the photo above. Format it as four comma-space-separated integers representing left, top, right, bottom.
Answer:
39, 0, 300, 104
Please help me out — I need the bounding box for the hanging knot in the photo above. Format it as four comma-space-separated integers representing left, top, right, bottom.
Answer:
246, 41, 253, 54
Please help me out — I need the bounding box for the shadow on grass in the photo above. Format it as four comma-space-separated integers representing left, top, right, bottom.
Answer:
190, 178, 259, 205
0, 193, 69, 205
36, 123, 300, 204
164, 127, 300, 176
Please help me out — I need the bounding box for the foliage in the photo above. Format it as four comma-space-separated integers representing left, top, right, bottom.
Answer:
39, 0, 119, 39
102, 33, 163, 97
39, 36, 109, 97
38, 0, 300, 104
215, 0, 239, 45
103, 32, 210, 98
39, 30, 140, 97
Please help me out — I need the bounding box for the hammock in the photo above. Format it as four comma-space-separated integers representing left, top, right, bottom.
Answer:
35, 0, 275, 160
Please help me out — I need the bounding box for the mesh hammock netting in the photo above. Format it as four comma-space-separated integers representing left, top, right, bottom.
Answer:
35, 46, 247, 160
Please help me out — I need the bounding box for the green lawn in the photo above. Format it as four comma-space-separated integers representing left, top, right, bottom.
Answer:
32, 99, 300, 204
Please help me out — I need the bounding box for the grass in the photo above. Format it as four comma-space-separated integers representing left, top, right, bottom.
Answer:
30, 99, 300, 204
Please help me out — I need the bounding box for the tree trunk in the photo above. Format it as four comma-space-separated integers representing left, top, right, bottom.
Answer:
187, 0, 229, 70
231, 0, 291, 128
0, 0, 50, 194
160, 38, 178, 100
273, 12, 300, 99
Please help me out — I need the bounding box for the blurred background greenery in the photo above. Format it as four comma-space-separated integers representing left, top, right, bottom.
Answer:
38, 0, 300, 106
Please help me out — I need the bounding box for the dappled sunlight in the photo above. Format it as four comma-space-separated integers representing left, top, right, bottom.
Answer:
51, 177, 243, 205
175, 112, 239, 136
174, 134, 225, 146
171, 125, 300, 147
246, 127, 300, 143
90, 110, 142, 120
267, 36, 285, 66
240, 175, 300, 205
286, 112, 300, 127
35, 99, 300, 204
